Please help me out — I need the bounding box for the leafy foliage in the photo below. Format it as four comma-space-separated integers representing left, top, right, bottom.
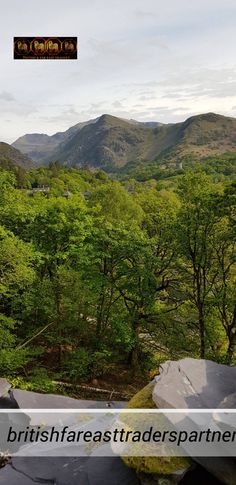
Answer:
0, 162, 235, 390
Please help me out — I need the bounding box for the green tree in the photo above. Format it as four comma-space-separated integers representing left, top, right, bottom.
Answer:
0, 226, 35, 372
176, 172, 220, 358
211, 184, 236, 362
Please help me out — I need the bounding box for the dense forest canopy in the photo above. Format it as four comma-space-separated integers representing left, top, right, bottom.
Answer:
0, 160, 235, 393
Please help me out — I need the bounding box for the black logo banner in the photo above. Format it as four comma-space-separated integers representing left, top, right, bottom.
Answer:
14, 37, 78, 60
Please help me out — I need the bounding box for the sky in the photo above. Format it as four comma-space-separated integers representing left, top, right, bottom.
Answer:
1, 0, 236, 143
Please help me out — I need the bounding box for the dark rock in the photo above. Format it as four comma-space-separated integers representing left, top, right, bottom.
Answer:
0, 456, 139, 485
0, 457, 88, 484
0, 462, 35, 484
0, 389, 19, 409
179, 464, 224, 484
138, 470, 188, 485
192, 457, 236, 485
86, 456, 140, 485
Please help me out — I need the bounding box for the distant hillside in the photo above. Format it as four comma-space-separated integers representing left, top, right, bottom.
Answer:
161, 112, 236, 161
0, 142, 33, 170
12, 112, 236, 171
12, 118, 99, 164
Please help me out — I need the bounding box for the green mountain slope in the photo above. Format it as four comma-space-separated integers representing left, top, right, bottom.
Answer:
0, 142, 33, 170
163, 112, 236, 161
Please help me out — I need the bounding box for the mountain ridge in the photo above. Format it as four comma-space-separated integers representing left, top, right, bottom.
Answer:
11, 112, 236, 171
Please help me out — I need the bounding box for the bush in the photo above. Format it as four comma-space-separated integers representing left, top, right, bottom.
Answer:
90, 350, 112, 377
63, 348, 91, 381
10, 368, 56, 393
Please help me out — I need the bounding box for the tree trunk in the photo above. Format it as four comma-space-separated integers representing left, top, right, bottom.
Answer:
226, 331, 236, 364
199, 308, 205, 359
55, 285, 63, 368
225, 306, 236, 364
96, 258, 108, 340
96, 290, 105, 339
130, 345, 139, 370
196, 271, 205, 359
130, 323, 141, 375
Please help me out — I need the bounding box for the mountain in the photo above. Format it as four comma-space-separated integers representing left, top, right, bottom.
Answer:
13, 114, 162, 168
0, 142, 33, 170
161, 112, 236, 161
49, 114, 164, 169
12, 118, 99, 164
12, 113, 236, 171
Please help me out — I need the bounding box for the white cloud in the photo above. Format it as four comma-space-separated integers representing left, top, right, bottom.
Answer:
0, 91, 15, 102
0, 0, 236, 142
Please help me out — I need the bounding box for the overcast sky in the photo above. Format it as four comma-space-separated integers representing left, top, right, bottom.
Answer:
1, 0, 236, 143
